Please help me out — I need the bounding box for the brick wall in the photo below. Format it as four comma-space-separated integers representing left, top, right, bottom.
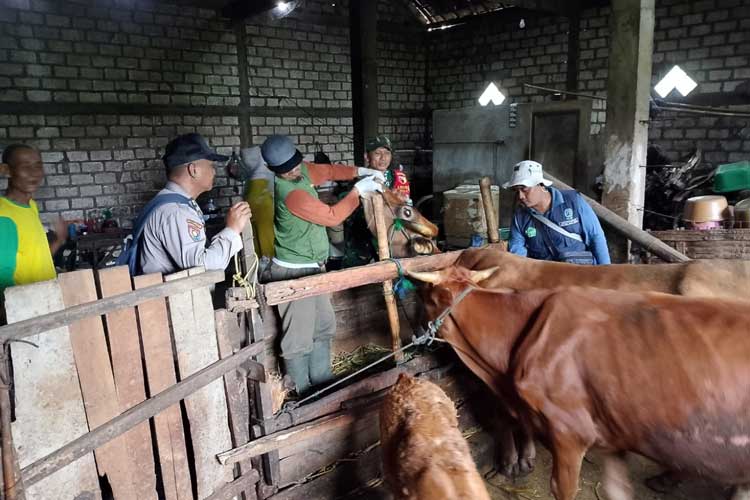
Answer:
648, 0, 750, 164
0, 112, 240, 224
427, 13, 570, 109
0, 0, 369, 226
376, 0, 428, 151
244, 0, 356, 163
0, 0, 239, 106
425, 0, 749, 166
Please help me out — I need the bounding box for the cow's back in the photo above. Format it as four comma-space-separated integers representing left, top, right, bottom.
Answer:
513, 288, 750, 484
457, 247, 750, 299
379, 374, 491, 500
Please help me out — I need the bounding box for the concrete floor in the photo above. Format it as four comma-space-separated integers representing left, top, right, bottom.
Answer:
482, 445, 730, 500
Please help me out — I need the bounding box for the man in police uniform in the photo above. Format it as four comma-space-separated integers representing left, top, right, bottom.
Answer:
137, 133, 252, 275
505, 160, 610, 265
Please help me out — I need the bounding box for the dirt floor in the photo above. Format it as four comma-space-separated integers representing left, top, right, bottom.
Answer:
481, 445, 730, 500
361, 441, 732, 500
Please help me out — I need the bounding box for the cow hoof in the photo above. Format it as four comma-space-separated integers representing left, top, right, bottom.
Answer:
518, 457, 535, 476
497, 458, 534, 479
645, 472, 682, 494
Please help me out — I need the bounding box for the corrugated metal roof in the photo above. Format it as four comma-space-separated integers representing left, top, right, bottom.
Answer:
407, 0, 516, 25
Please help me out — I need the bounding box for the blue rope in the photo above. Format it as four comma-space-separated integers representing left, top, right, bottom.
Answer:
387, 258, 415, 299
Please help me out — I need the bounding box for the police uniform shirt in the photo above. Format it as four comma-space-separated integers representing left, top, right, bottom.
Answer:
139, 181, 243, 275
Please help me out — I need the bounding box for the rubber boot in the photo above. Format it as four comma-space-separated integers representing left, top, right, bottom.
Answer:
309, 340, 334, 386
284, 355, 311, 395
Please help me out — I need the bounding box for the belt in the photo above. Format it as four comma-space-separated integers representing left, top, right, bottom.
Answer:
272, 257, 325, 270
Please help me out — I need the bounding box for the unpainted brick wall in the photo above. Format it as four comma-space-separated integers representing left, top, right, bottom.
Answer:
0, 112, 240, 224
427, 14, 570, 109
425, 0, 749, 165
1, 0, 406, 225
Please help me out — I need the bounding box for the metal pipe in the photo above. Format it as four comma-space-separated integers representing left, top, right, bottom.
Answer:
523, 83, 607, 101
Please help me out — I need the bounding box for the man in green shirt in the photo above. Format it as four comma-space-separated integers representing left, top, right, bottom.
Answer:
260, 135, 383, 395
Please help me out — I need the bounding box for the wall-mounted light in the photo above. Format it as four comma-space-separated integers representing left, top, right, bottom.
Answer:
654, 65, 697, 98
479, 82, 506, 106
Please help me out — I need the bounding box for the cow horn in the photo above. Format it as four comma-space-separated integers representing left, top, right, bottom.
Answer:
406, 270, 442, 284
469, 267, 498, 284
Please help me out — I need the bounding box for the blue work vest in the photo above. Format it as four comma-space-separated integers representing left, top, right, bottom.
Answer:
516, 189, 588, 261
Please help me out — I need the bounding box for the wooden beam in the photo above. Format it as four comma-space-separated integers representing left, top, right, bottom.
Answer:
20, 340, 265, 489
479, 177, 500, 243
217, 404, 377, 465
271, 353, 442, 431
203, 470, 261, 500
226, 247, 503, 311
218, 357, 451, 466
545, 173, 689, 263
0, 269, 224, 343
234, 17, 252, 148
372, 194, 403, 362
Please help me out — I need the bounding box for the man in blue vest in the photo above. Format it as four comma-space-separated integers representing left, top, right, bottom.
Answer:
505, 160, 610, 265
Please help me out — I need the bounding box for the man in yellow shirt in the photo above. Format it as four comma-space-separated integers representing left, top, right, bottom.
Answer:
0, 144, 67, 299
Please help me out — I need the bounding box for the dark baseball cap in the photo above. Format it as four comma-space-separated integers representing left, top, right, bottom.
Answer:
162, 133, 229, 170
365, 135, 392, 153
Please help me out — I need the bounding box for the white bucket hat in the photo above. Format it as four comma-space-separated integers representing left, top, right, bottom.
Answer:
502, 160, 553, 189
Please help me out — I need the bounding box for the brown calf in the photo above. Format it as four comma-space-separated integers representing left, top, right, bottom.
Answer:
380, 373, 491, 500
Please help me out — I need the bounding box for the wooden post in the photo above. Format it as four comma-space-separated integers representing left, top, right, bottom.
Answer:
0, 346, 24, 500
479, 177, 499, 244
372, 193, 403, 363
238, 222, 280, 498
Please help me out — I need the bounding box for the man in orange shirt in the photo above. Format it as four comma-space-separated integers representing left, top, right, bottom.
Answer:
260, 135, 383, 395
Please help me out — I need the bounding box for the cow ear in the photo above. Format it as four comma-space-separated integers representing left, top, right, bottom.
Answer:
406, 270, 442, 284
469, 267, 498, 284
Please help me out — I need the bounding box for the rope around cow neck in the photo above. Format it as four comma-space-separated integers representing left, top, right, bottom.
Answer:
282, 285, 476, 412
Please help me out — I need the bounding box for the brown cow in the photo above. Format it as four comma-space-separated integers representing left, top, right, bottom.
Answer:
380, 373, 491, 500
455, 247, 750, 478
361, 190, 439, 257
409, 265, 750, 500
457, 247, 750, 300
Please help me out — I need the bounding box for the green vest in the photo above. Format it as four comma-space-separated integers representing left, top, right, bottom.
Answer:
274, 164, 330, 264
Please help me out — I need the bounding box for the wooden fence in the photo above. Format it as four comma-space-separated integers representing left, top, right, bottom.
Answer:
0, 267, 263, 500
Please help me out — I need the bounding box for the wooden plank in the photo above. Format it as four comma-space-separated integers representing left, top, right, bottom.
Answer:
165, 268, 233, 498
218, 409, 367, 465
20, 341, 265, 490
371, 193, 403, 362
0, 270, 225, 343
133, 273, 192, 500
59, 271, 138, 500
203, 470, 261, 500
226, 247, 503, 311
98, 266, 158, 499
1, 344, 25, 500
4, 280, 101, 500
277, 411, 380, 487
215, 310, 258, 500
247, 308, 281, 497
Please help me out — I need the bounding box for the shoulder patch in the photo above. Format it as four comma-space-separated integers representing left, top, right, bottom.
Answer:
525, 226, 537, 238
186, 219, 204, 242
